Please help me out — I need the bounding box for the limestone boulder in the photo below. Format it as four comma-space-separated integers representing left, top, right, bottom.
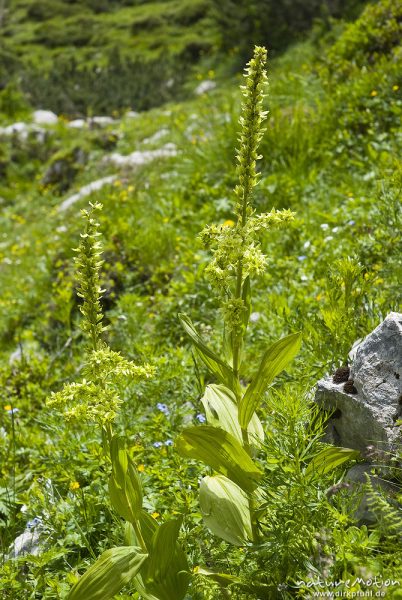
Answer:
315, 312, 402, 453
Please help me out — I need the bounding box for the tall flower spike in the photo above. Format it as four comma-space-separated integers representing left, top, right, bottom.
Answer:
75, 202, 106, 351
235, 46, 268, 223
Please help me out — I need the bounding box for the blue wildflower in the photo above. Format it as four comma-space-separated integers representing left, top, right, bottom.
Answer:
164, 439, 173, 446
156, 403, 170, 415
196, 413, 206, 423
153, 441, 163, 448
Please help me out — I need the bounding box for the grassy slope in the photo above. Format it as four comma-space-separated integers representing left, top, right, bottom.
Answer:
0, 0, 401, 596
1, 0, 218, 113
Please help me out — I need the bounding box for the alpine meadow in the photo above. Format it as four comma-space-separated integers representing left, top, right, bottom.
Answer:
0, 1, 401, 599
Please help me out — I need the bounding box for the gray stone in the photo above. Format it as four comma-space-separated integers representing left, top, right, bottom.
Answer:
194, 80, 216, 95
58, 175, 116, 212
32, 110, 58, 125
344, 464, 399, 525
315, 312, 402, 454
8, 518, 44, 559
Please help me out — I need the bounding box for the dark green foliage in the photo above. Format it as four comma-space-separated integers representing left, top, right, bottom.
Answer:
324, 0, 402, 78
212, 0, 366, 63
0, 0, 370, 115
0, 2, 401, 597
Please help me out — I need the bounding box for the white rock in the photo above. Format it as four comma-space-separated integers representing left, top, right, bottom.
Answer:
351, 312, 402, 408
90, 116, 116, 126
194, 80, 216, 95
315, 312, 402, 453
8, 519, 44, 559
67, 119, 87, 129
143, 128, 169, 145
9, 346, 23, 365
58, 175, 116, 212
32, 110, 58, 125
0, 121, 47, 141
107, 143, 177, 168
126, 111, 139, 118
0, 122, 31, 140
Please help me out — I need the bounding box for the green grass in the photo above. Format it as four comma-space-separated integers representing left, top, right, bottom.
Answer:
0, 1, 401, 597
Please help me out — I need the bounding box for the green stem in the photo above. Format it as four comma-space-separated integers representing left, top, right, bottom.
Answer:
232, 261, 244, 387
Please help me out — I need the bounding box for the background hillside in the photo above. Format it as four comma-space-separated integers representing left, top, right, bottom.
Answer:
1, 0, 364, 113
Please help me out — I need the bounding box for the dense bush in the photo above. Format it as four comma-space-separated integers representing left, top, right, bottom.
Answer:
322, 0, 402, 78
21, 49, 191, 115
213, 0, 366, 61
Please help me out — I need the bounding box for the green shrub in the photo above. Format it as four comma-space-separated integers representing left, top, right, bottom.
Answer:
324, 0, 402, 78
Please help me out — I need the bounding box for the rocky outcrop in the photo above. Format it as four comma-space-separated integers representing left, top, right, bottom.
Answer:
315, 312, 402, 454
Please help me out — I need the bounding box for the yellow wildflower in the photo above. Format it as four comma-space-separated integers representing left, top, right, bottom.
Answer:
69, 481, 80, 491
137, 464, 145, 472
151, 512, 160, 519
370, 90, 378, 97
393, 85, 399, 91
222, 219, 235, 227
4, 404, 12, 411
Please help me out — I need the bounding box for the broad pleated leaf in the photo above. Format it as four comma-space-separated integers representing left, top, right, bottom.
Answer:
176, 425, 262, 492
133, 515, 190, 600
196, 566, 242, 586
305, 446, 359, 478
178, 313, 234, 389
239, 332, 302, 428
68, 546, 148, 600
201, 384, 264, 447
109, 436, 142, 523
199, 475, 253, 545
147, 517, 182, 583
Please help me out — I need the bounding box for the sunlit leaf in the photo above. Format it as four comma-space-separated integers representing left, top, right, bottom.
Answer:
239, 332, 302, 428
68, 546, 148, 600
201, 384, 264, 448
109, 436, 142, 523
178, 313, 235, 389
305, 446, 360, 478
176, 425, 262, 492
199, 475, 253, 545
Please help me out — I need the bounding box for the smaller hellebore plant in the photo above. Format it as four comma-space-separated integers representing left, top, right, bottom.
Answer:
48, 203, 191, 600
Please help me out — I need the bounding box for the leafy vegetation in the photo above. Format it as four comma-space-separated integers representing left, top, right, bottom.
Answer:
0, 0, 402, 598
1, 0, 366, 114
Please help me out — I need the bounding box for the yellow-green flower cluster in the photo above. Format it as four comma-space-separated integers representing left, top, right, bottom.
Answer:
235, 46, 268, 221
48, 346, 154, 424
87, 345, 154, 381
200, 47, 295, 334
48, 379, 118, 423
200, 208, 295, 294
75, 202, 106, 351
47, 204, 154, 425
